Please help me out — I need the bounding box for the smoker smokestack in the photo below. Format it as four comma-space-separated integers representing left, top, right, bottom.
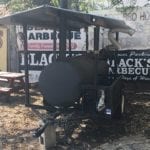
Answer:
108, 28, 135, 50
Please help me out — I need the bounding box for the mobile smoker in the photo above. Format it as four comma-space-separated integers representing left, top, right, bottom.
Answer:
0, 5, 135, 149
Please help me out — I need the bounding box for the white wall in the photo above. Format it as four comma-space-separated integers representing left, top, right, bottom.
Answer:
92, 6, 150, 50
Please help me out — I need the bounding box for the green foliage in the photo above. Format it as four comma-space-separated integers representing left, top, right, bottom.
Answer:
50, 0, 60, 7
32, 0, 50, 5
111, 0, 123, 6
1, 0, 51, 12
2, 0, 106, 13
0, 0, 137, 13
0, 0, 10, 4
116, 6, 137, 14
8, 0, 34, 12
68, 0, 105, 12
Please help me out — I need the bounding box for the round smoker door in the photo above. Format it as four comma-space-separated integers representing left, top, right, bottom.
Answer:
39, 62, 81, 106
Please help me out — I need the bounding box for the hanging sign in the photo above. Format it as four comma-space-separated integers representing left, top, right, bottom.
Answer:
107, 50, 150, 81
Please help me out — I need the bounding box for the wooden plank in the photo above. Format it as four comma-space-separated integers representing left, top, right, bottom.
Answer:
0, 78, 8, 82
0, 72, 25, 79
0, 87, 12, 93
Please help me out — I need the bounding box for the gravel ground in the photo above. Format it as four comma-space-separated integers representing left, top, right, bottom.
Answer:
0, 87, 149, 150
94, 135, 150, 150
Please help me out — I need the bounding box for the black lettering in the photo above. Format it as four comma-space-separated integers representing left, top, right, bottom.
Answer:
36, 33, 42, 40
140, 12, 146, 20
132, 13, 137, 21
43, 32, 49, 40
28, 33, 35, 40
74, 31, 81, 39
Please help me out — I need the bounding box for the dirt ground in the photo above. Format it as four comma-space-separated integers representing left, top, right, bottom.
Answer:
0, 86, 150, 150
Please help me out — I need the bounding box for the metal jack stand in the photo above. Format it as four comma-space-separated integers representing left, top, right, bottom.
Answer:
33, 120, 56, 150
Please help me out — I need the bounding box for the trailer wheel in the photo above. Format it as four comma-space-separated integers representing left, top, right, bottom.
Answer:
112, 95, 125, 119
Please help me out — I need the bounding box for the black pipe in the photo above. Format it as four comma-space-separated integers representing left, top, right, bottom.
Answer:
116, 32, 119, 42
94, 26, 100, 51
69, 30, 72, 57
53, 29, 57, 61
59, 16, 67, 60
93, 26, 100, 104
23, 24, 30, 106
59, 0, 68, 60
85, 27, 89, 51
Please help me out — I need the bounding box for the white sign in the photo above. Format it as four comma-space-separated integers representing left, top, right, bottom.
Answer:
17, 26, 86, 83
17, 26, 86, 51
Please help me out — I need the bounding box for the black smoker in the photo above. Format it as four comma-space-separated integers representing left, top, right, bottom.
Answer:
39, 52, 124, 117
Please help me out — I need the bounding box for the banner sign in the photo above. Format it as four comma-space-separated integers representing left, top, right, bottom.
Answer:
19, 50, 150, 82
17, 27, 86, 51
17, 26, 86, 83
19, 51, 85, 83
107, 50, 150, 81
